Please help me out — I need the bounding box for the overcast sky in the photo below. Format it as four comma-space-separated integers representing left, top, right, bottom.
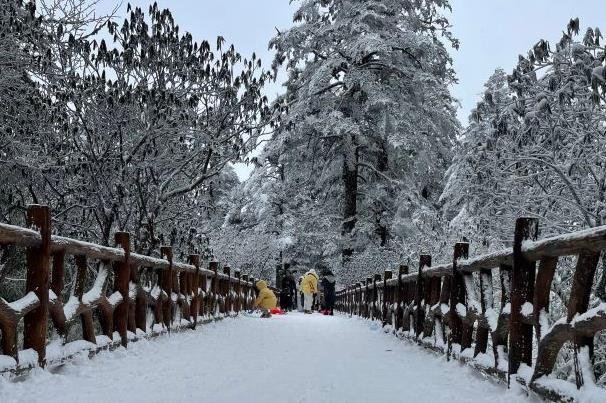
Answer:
97, 0, 605, 179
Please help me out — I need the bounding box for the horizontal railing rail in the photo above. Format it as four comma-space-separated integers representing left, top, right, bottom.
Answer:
0, 222, 232, 277
336, 218, 606, 402
0, 204, 268, 376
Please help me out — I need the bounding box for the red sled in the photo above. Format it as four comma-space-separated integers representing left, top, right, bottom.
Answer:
270, 308, 285, 315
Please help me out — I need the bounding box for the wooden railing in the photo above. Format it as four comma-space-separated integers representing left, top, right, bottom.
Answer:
336, 217, 606, 402
0, 204, 263, 376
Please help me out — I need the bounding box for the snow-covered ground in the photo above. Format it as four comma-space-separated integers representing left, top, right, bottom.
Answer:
0, 313, 532, 403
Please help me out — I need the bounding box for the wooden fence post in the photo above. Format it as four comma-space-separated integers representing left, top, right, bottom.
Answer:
161, 246, 174, 330
356, 282, 362, 316
373, 274, 381, 320
242, 274, 249, 310
234, 270, 241, 313
224, 266, 231, 315
172, 267, 179, 321
201, 272, 208, 317
383, 270, 393, 326
114, 232, 130, 347
351, 284, 356, 315
509, 217, 538, 382
533, 257, 557, 342
345, 288, 349, 313
343, 287, 348, 314
567, 252, 601, 387
491, 263, 512, 367
189, 255, 201, 329
344, 286, 348, 315
415, 255, 431, 337
210, 262, 219, 317
425, 258, 440, 338
23, 204, 51, 366
365, 277, 371, 318
346, 285, 351, 315
349, 284, 354, 315
127, 263, 137, 333
50, 251, 65, 304
449, 243, 468, 357
133, 265, 147, 333
98, 260, 115, 338
437, 271, 451, 350
49, 251, 66, 338
532, 252, 600, 387
179, 267, 191, 323
474, 267, 494, 356
75, 255, 95, 343
396, 265, 408, 332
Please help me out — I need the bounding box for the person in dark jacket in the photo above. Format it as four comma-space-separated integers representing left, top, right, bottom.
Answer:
320, 269, 336, 315
281, 271, 297, 311
296, 275, 304, 312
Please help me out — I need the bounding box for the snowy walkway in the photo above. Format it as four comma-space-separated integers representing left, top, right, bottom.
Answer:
0, 313, 531, 403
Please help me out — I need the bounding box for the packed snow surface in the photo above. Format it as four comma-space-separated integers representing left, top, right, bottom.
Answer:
0, 313, 531, 403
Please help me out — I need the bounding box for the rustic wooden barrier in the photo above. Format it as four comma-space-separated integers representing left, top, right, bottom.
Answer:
336, 218, 606, 402
0, 204, 261, 376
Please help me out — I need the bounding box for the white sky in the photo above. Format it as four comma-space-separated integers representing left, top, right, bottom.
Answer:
96, 0, 605, 180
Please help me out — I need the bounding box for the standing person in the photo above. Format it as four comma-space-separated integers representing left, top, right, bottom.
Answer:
287, 270, 297, 311
281, 270, 296, 311
253, 280, 277, 318
301, 269, 319, 314
297, 275, 304, 312
321, 269, 336, 315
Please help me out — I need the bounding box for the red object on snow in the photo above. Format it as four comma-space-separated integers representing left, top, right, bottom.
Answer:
270, 308, 285, 315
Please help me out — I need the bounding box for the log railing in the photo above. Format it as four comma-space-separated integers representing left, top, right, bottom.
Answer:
0, 204, 263, 376
336, 217, 606, 402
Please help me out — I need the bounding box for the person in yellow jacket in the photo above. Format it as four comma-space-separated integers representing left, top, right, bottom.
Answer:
253, 280, 277, 318
301, 269, 319, 313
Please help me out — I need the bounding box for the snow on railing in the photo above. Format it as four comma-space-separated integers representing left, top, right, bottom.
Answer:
336, 217, 606, 403
0, 205, 261, 377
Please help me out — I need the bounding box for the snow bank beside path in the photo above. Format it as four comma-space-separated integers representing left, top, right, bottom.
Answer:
0, 313, 532, 403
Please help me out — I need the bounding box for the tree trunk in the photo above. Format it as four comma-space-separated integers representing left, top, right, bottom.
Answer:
342, 135, 358, 261
376, 141, 389, 246
596, 250, 606, 302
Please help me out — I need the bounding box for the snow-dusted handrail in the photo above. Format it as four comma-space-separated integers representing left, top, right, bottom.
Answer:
0, 205, 261, 376
0, 222, 239, 279
374, 224, 606, 288
336, 218, 606, 403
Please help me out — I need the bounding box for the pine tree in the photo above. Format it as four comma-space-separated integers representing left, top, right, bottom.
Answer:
266, 0, 459, 276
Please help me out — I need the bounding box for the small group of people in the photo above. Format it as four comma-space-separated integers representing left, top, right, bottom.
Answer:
252, 264, 336, 317
299, 266, 336, 315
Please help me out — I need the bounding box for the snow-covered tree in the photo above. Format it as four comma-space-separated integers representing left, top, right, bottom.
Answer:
1, 2, 270, 254
442, 19, 606, 385
444, 20, 606, 252
441, 68, 518, 250
264, 0, 459, 278
0, 0, 49, 226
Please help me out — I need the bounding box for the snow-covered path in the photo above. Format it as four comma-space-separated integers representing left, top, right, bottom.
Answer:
0, 313, 530, 403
